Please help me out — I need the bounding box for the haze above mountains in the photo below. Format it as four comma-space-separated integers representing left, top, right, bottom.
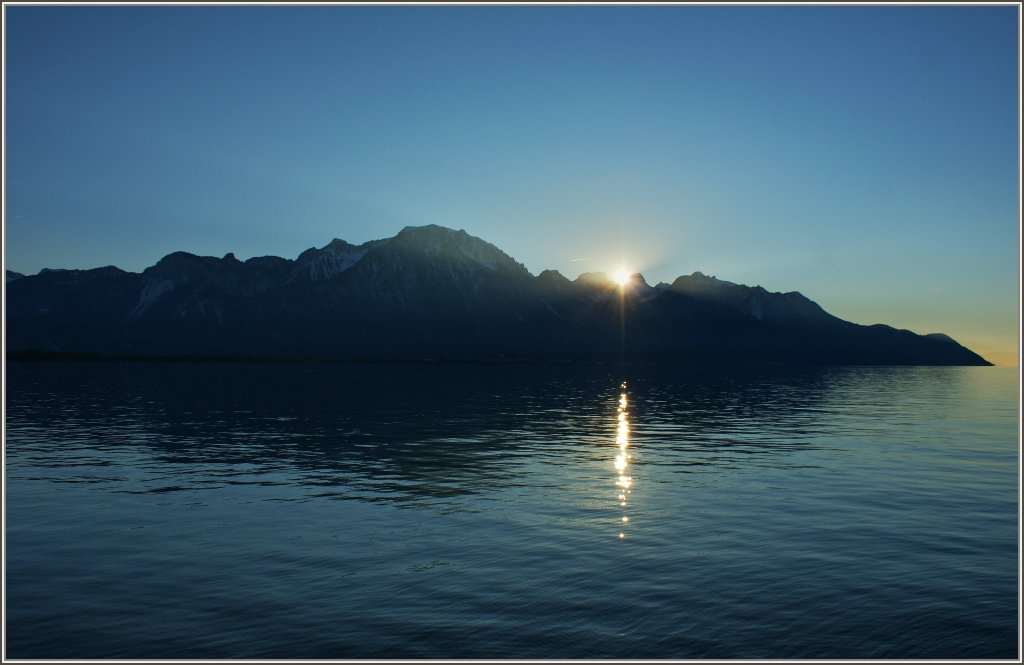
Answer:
5, 225, 990, 365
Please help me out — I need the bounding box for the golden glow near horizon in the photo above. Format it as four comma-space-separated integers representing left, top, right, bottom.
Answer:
614, 381, 632, 540
612, 269, 631, 286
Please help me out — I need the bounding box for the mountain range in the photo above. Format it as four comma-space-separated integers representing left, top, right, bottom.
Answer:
4, 224, 990, 365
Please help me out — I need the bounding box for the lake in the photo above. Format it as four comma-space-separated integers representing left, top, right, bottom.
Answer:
4, 361, 1018, 658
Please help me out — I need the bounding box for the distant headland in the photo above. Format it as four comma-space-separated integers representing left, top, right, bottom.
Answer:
5, 225, 991, 366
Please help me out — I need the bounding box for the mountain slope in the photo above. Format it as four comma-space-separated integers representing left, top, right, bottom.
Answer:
5, 225, 991, 365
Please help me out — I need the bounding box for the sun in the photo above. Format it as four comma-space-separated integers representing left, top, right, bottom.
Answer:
612, 269, 631, 286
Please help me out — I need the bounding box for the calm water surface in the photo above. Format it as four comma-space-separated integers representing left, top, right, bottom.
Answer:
5, 362, 1019, 658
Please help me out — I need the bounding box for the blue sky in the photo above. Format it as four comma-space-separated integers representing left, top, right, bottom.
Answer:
4, 5, 1019, 364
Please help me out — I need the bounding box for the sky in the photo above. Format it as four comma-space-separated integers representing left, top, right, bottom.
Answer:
3, 4, 1020, 365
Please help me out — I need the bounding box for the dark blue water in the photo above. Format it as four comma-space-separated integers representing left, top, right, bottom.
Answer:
5, 362, 1019, 658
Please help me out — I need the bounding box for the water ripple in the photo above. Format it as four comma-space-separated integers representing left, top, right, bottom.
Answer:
5, 362, 1018, 658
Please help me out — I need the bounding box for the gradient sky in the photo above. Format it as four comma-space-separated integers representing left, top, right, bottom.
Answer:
4, 5, 1020, 365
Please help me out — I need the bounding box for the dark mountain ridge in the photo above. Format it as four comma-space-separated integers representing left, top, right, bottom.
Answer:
5, 225, 990, 365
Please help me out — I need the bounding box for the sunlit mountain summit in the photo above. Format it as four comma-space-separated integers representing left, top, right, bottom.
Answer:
5, 224, 990, 365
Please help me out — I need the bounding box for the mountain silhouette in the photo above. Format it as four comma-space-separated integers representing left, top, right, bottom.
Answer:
5, 225, 990, 365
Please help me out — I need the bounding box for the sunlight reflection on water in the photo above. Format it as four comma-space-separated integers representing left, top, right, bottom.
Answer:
615, 381, 631, 540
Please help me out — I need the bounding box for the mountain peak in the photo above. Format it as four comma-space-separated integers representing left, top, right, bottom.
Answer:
575, 271, 610, 284
323, 238, 359, 251
156, 250, 200, 264
389, 224, 525, 275
146, 251, 228, 285
538, 269, 570, 283
398, 224, 500, 242
690, 271, 736, 286
397, 224, 465, 237
670, 272, 740, 292
293, 237, 372, 281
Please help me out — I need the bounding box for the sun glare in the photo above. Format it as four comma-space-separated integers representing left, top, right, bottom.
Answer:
612, 269, 631, 286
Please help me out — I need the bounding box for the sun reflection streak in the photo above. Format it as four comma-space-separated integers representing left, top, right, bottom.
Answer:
614, 381, 633, 540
